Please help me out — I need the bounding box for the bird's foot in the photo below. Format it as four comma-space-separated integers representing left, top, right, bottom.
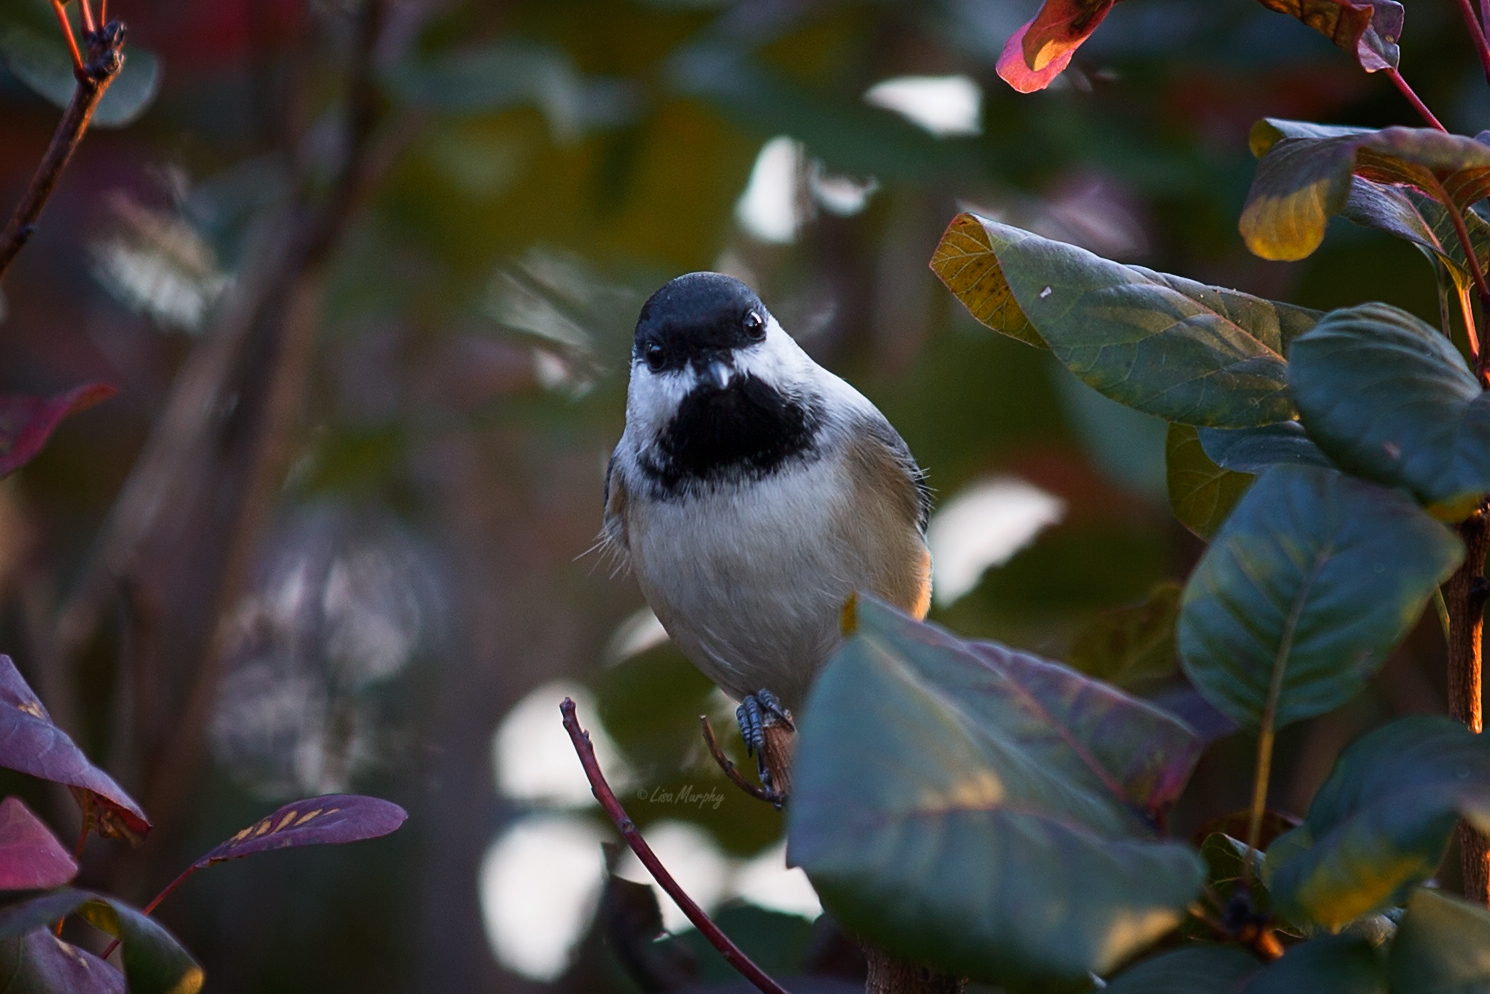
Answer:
736, 689, 794, 802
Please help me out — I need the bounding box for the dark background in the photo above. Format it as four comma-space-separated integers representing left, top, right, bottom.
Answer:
0, 0, 1475, 990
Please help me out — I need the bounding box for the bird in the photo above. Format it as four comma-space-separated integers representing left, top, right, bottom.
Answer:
602, 272, 932, 791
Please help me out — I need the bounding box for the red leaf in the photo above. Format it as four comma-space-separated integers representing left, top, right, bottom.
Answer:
0, 797, 77, 889
192, 794, 406, 868
0, 931, 124, 994
0, 383, 117, 480
1252, 0, 1402, 73
996, 0, 1118, 94
0, 656, 150, 842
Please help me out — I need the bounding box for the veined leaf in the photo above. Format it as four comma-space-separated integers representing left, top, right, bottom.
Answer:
1166, 424, 1254, 540
1266, 716, 1490, 929
932, 214, 1317, 426
1242, 121, 1490, 261
1341, 179, 1490, 298
1289, 302, 1490, 519
788, 597, 1204, 987
1387, 888, 1490, 993
995, 0, 1118, 94
1178, 465, 1462, 730
1251, 0, 1402, 72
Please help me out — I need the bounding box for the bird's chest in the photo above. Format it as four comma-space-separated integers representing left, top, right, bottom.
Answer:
628, 457, 849, 596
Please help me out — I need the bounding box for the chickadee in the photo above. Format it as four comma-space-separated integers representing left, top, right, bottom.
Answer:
603, 273, 932, 781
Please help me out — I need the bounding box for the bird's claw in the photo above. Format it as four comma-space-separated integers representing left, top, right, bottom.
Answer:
735, 689, 793, 800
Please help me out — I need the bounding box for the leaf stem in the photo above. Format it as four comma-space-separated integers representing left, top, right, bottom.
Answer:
1457, 0, 1490, 86
1244, 569, 1312, 888
1385, 69, 1447, 132
100, 864, 201, 960
562, 698, 794, 994
48, 0, 85, 75
0, 21, 126, 282
1426, 174, 1490, 374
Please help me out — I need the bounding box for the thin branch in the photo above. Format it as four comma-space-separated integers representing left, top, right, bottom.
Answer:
1385, 69, 1447, 132
48, 0, 83, 74
562, 698, 794, 994
1425, 174, 1490, 374
1457, 0, 1490, 86
78, 0, 95, 40
100, 864, 199, 960
0, 20, 125, 282
700, 715, 777, 804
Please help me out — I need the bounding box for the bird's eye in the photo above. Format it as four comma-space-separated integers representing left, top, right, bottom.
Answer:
743, 311, 766, 341
644, 342, 666, 371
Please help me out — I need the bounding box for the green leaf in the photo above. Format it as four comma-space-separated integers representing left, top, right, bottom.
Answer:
931, 213, 1318, 426
1177, 464, 1463, 730
1197, 422, 1334, 474
76, 899, 202, 994
0, 25, 160, 128
1264, 716, 1490, 929
1250, 0, 1402, 72
1067, 582, 1182, 690
1102, 945, 1261, 994
1289, 302, 1490, 520
1388, 888, 1490, 993
1341, 179, 1490, 298
1245, 935, 1386, 994
1241, 121, 1490, 261
1166, 423, 1255, 540
788, 598, 1205, 987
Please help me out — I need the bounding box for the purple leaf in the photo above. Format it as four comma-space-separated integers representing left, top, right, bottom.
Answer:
0, 796, 77, 890
0, 383, 117, 479
192, 795, 406, 869
0, 656, 150, 842
0, 930, 124, 994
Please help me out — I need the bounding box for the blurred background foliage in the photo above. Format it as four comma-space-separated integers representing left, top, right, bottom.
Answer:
0, 0, 1476, 990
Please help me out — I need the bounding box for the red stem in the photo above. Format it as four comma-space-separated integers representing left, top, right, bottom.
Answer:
48, 0, 84, 74
100, 864, 201, 960
78, 0, 95, 38
52, 820, 91, 937
1385, 69, 1447, 132
561, 698, 794, 994
1457, 0, 1490, 85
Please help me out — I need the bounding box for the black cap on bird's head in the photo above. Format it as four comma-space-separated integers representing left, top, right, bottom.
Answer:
633, 273, 770, 378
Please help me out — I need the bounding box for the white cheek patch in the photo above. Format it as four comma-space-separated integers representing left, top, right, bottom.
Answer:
732, 316, 815, 388
625, 364, 693, 436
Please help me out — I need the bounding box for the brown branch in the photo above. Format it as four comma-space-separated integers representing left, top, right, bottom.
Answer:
561, 698, 795, 994
0, 19, 126, 282
700, 715, 778, 804
1449, 507, 1490, 903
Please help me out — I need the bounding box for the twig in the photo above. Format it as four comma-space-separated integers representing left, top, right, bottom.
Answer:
561, 698, 794, 994
700, 715, 777, 804
1385, 69, 1447, 132
1447, 508, 1490, 903
0, 18, 126, 282
100, 863, 197, 960
1458, 0, 1490, 86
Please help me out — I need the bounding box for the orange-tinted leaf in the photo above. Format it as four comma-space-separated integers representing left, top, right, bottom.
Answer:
996, 0, 1118, 94
0, 655, 150, 842
0, 796, 77, 890
1252, 0, 1402, 72
1241, 121, 1490, 261
0, 383, 116, 479
192, 794, 406, 868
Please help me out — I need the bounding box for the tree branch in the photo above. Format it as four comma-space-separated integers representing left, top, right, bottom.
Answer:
1448, 507, 1490, 903
561, 698, 795, 994
0, 20, 126, 282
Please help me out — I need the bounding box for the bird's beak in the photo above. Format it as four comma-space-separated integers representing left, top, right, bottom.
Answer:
703, 360, 732, 390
